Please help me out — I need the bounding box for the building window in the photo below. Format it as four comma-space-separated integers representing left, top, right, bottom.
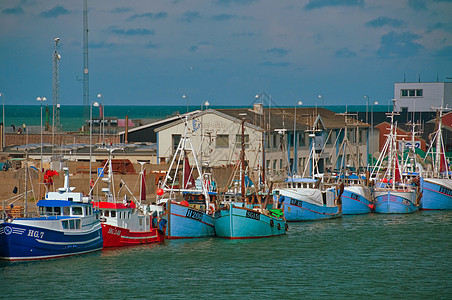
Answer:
401, 89, 423, 98
272, 133, 277, 148
273, 160, 277, 171
298, 133, 305, 146
172, 134, 181, 152
266, 160, 270, 169
216, 134, 229, 148
235, 134, 249, 148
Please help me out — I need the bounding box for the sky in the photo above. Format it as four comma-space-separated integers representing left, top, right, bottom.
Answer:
0, 0, 451, 108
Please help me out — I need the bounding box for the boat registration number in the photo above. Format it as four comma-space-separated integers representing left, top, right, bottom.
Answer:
290, 199, 303, 207
246, 210, 260, 221
28, 229, 44, 239
186, 209, 203, 221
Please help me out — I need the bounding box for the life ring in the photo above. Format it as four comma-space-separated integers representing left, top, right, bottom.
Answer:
277, 223, 281, 230
285, 223, 289, 231
270, 219, 274, 227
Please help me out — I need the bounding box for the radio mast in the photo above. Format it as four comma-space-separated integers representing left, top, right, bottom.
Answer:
83, 0, 89, 123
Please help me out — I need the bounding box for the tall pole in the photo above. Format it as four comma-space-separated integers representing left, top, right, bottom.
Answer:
293, 100, 302, 177
183, 94, 188, 114
37, 97, 46, 199
1, 92, 4, 149
241, 118, 246, 202
364, 95, 369, 167
89, 103, 92, 197
97, 93, 104, 144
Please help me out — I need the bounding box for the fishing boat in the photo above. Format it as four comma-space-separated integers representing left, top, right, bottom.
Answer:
0, 168, 103, 261
214, 118, 287, 238
420, 105, 452, 210
93, 156, 165, 247
275, 178, 343, 221
274, 119, 343, 221
157, 116, 215, 239
371, 106, 421, 214
328, 112, 373, 215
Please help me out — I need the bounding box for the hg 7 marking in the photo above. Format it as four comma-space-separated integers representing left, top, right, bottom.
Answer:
28, 229, 44, 239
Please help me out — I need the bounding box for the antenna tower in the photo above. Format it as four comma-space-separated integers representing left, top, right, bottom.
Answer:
83, 0, 89, 123
52, 38, 61, 147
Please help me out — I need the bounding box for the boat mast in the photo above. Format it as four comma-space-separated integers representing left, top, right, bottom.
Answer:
241, 117, 246, 202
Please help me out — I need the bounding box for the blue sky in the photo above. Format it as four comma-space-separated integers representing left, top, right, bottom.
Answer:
0, 0, 451, 107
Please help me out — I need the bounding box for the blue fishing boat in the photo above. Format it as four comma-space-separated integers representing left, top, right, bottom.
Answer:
342, 185, 373, 215
421, 177, 452, 210
0, 168, 103, 261
157, 116, 216, 239
371, 109, 421, 214
420, 106, 452, 210
275, 178, 343, 221
214, 203, 286, 239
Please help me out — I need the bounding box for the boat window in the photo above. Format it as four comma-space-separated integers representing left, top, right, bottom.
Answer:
111, 211, 116, 217
69, 219, 75, 229
75, 219, 81, 229
45, 207, 53, 214
54, 207, 61, 215
139, 218, 143, 226
83, 207, 87, 215
63, 207, 70, 215
128, 212, 131, 219
72, 207, 83, 215
62, 220, 69, 229
89, 207, 92, 215
105, 210, 110, 217
39, 206, 44, 214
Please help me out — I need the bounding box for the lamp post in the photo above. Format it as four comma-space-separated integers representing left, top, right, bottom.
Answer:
364, 95, 369, 167
182, 94, 188, 114
318, 94, 324, 108
293, 100, 302, 177
0, 92, 4, 149
89, 101, 99, 197
36, 97, 47, 170
200, 100, 210, 167
97, 93, 104, 144
371, 100, 379, 166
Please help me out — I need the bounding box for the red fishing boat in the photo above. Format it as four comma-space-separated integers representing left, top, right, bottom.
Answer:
93, 154, 166, 247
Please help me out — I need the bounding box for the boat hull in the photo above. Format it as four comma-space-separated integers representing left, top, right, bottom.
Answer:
420, 178, 452, 210
374, 190, 419, 214
0, 222, 102, 261
277, 189, 342, 221
214, 205, 287, 239
101, 224, 164, 247
165, 202, 215, 239
342, 186, 373, 215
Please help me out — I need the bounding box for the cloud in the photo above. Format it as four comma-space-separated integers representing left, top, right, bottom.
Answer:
407, 0, 427, 11
266, 48, 290, 57
181, 11, 201, 23
260, 61, 290, 67
211, 14, 239, 21
366, 17, 404, 28
215, 0, 258, 6
304, 0, 364, 10
90, 41, 115, 49
39, 6, 70, 18
434, 46, 452, 57
232, 32, 255, 37
335, 47, 356, 58
427, 22, 452, 33
377, 31, 423, 58
145, 42, 159, 48
107, 26, 155, 36
111, 7, 133, 13
2, 6, 24, 15
127, 12, 168, 21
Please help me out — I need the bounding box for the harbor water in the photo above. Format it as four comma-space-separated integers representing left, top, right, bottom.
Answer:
1, 211, 451, 299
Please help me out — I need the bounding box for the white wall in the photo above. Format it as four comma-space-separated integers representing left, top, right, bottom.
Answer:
394, 82, 452, 112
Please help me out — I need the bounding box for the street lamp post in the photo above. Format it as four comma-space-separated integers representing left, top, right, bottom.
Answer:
371, 100, 379, 166
182, 94, 188, 114
364, 95, 369, 167
89, 101, 99, 197
293, 100, 302, 177
200, 100, 210, 167
318, 94, 324, 108
97, 93, 104, 144
0, 92, 4, 149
